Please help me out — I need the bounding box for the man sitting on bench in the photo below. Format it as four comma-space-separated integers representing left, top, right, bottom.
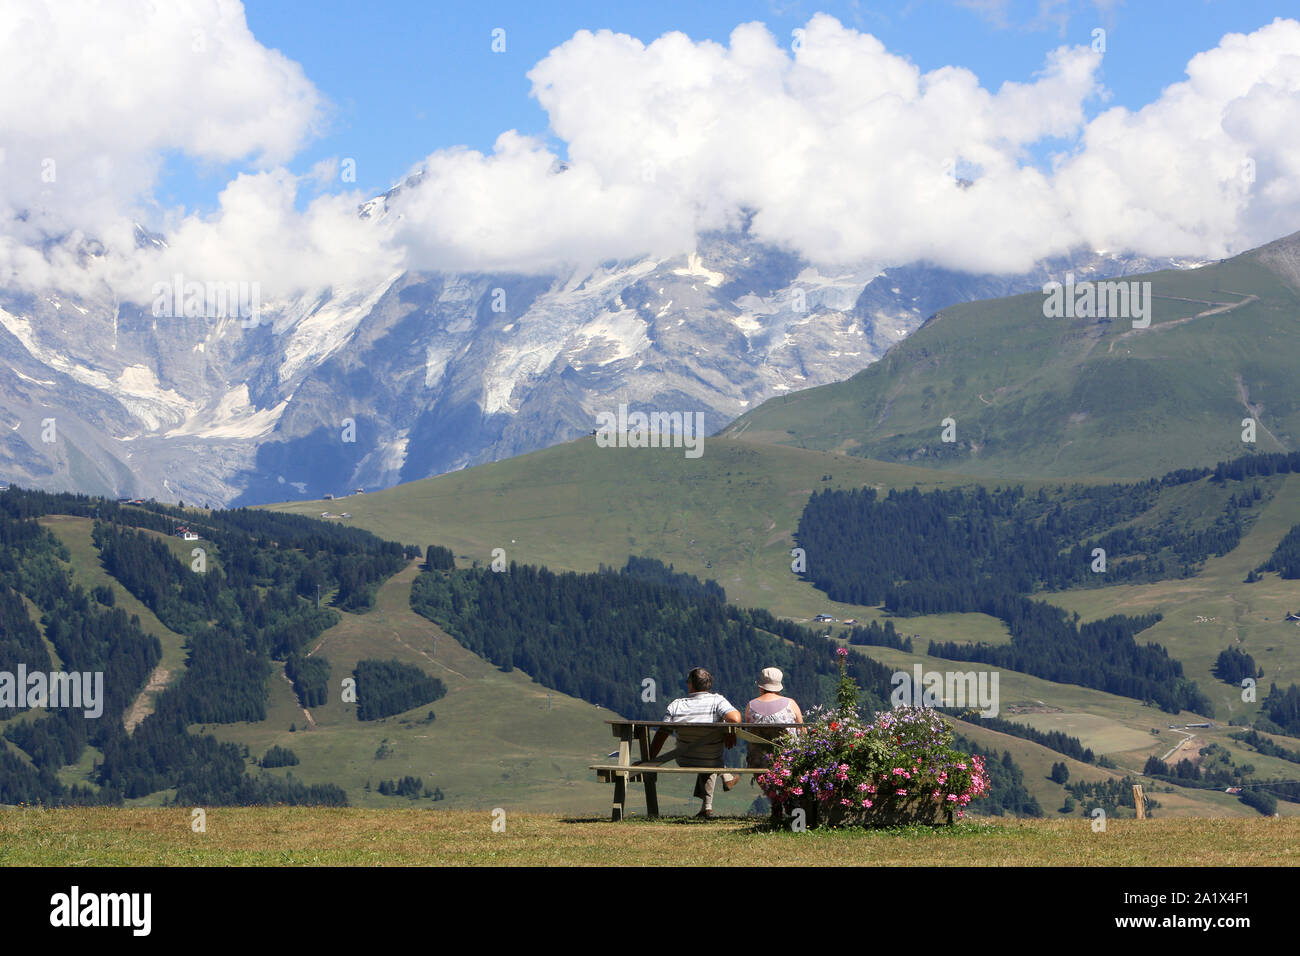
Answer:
644, 667, 742, 819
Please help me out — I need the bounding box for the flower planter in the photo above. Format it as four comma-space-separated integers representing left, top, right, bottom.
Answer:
759, 702, 989, 830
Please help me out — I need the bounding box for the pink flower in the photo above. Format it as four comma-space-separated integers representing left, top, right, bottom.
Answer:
856, 782, 869, 792
896, 789, 908, 796
791, 787, 803, 795
946, 794, 958, 802
836, 647, 849, 658
861, 799, 872, 808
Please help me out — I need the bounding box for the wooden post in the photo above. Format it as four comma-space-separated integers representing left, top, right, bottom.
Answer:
1133, 784, 1146, 820
610, 724, 634, 821
637, 725, 659, 818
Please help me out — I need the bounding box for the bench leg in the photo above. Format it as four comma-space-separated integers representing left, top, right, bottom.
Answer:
612, 773, 627, 822
635, 726, 660, 819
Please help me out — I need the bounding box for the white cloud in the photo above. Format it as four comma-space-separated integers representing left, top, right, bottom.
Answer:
2, 5, 1300, 306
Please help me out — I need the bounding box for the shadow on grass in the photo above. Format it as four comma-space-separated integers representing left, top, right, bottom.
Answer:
559, 814, 760, 826
559, 815, 1009, 838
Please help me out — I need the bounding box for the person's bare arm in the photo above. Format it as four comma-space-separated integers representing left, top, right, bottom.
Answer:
792, 701, 804, 723
723, 708, 741, 748
644, 727, 672, 761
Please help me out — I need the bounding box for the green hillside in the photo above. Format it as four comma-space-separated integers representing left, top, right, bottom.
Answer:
264, 436, 1300, 817
5, 446, 1297, 818
721, 234, 1300, 479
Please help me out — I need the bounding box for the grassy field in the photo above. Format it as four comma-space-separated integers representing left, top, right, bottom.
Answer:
2, 807, 1297, 866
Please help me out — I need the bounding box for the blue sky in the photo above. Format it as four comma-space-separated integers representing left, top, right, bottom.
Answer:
11, 0, 1299, 295
156, 0, 1291, 214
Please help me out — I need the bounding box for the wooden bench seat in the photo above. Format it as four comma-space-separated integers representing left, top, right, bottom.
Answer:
589, 765, 765, 783
597, 719, 802, 820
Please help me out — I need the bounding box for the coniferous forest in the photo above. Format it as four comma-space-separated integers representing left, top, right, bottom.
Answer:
0, 487, 407, 805
786, 461, 1281, 715
410, 561, 897, 719
1259, 522, 1300, 579
353, 659, 447, 721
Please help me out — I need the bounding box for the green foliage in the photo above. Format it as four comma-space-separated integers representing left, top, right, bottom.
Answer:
833, 649, 859, 716
0, 486, 410, 806
424, 544, 455, 571
375, 775, 440, 799
1066, 776, 1158, 816
600, 555, 727, 603
0, 501, 160, 805
1239, 788, 1277, 816
410, 563, 896, 719
795, 480, 1218, 714
1213, 647, 1262, 685
846, 619, 912, 651
353, 659, 446, 721
1049, 761, 1069, 784
1259, 683, 1300, 737
1230, 729, 1300, 765
261, 745, 300, 768
949, 736, 1043, 817
285, 654, 330, 708
1258, 521, 1300, 579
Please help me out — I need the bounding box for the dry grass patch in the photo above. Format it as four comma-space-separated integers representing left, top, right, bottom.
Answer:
2, 808, 1298, 867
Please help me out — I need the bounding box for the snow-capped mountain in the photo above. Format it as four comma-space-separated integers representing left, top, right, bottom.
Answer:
0, 186, 1201, 507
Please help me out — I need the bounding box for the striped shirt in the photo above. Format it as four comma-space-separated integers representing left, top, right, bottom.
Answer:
664, 692, 737, 759
664, 691, 737, 725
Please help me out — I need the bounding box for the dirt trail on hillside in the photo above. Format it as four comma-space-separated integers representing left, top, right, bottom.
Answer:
389, 630, 471, 681
1106, 293, 1259, 354
278, 668, 316, 728
1235, 374, 1287, 449
123, 666, 173, 733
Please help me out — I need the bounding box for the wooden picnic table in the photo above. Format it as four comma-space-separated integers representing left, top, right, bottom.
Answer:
590, 719, 804, 821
